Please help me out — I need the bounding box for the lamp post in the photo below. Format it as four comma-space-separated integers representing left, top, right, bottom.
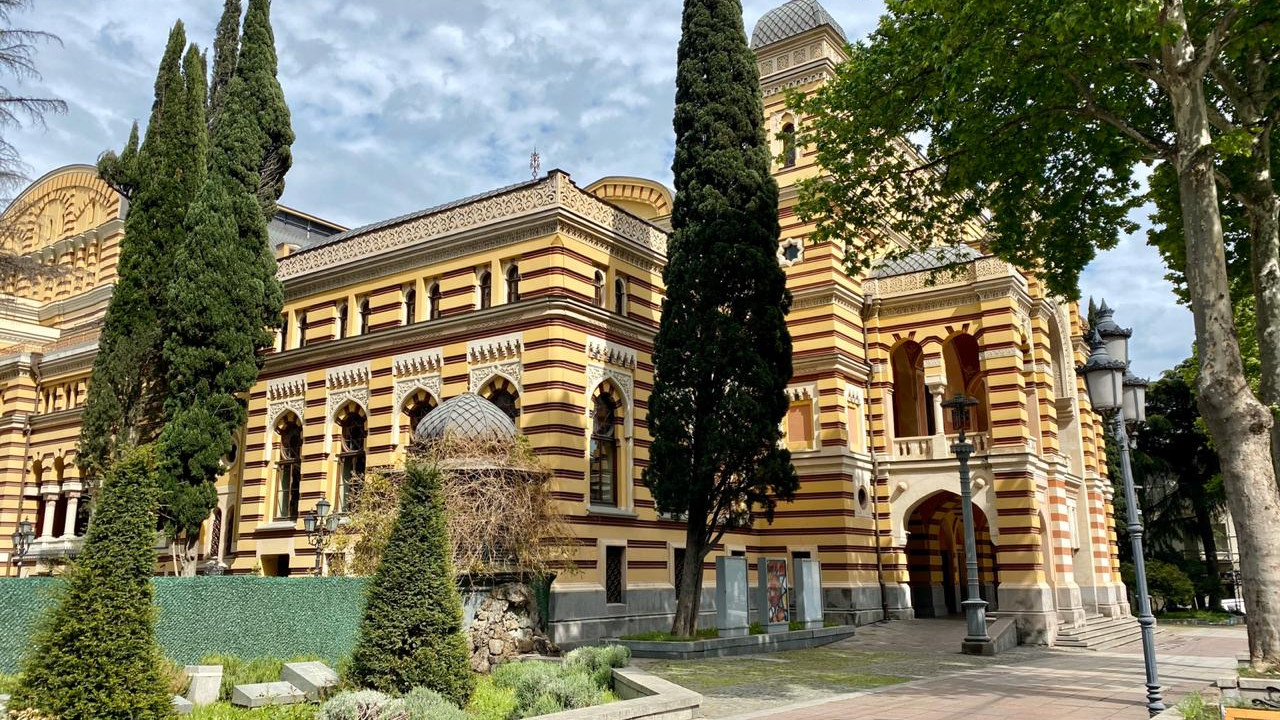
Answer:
941, 392, 990, 653
1078, 301, 1163, 717
10, 517, 35, 577
303, 495, 338, 576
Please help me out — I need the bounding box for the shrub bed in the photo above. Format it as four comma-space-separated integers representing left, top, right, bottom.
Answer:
319, 645, 629, 720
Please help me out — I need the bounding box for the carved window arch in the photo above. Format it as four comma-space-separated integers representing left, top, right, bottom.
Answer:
614, 277, 627, 315
781, 121, 797, 168
404, 286, 417, 325
336, 300, 348, 340
480, 376, 520, 423
506, 264, 521, 303
593, 270, 606, 307
428, 282, 441, 320
401, 388, 438, 447
334, 403, 367, 513
478, 269, 493, 310
357, 297, 371, 335
275, 413, 303, 520
590, 392, 620, 507
298, 311, 308, 348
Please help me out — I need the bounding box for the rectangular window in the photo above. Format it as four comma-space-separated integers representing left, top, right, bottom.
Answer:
786, 400, 813, 450
605, 545, 625, 604
731, 549, 746, 558
276, 460, 301, 520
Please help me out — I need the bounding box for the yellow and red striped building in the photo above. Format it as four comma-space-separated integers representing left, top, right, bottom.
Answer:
0, 0, 1125, 645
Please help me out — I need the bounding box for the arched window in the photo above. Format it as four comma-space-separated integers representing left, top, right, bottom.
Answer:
614, 277, 627, 315
404, 287, 417, 325
593, 270, 606, 307
402, 389, 437, 446
590, 394, 619, 507
890, 340, 931, 437
280, 313, 289, 351
506, 264, 521, 303
478, 270, 492, 310
298, 312, 308, 348
489, 387, 519, 422
336, 406, 367, 512
336, 300, 348, 340
428, 283, 441, 320
275, 414, 303, 520
781, 122, 797, 168
358, 298, 371, 334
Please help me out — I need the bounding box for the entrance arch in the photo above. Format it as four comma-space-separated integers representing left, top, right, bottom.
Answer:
904, 491, 999, 617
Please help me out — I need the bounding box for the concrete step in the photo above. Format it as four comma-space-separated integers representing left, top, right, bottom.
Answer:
1056, 615, 1142, 650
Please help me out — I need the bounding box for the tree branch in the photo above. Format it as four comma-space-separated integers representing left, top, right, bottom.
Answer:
1195, 3, 1245, 78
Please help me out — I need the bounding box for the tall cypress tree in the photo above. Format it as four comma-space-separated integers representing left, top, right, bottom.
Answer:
11, 445, 172, 720
158, 0, 291, 573
644, 0, 797, 636
79, 23, 207, 486
207, 0, 240, 130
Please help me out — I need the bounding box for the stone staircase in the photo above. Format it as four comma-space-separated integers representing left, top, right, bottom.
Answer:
1055, 614, 1143, 650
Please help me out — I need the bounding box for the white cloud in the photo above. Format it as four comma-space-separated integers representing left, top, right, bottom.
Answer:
4, 0, 1194, 375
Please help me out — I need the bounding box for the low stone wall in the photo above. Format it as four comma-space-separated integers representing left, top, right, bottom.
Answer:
468, 583, 558, 672
609, 625, 855, 660
527, 667, 701, 720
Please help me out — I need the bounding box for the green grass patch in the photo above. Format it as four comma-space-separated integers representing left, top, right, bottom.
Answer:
199, 653, 322, 701
1176, 692, 1219, 720
0, 671, 20, 695
188, 702, 316, 720
1158, 609, 1236, 622
1239, 666, 1280, 679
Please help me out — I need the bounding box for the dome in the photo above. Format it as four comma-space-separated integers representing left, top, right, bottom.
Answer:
750, 0, 847, 50
414, 392, 518, 445
871, 245, 984, 279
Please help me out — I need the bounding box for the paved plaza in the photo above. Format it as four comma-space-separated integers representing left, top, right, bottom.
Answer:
639, 619, 1246, 719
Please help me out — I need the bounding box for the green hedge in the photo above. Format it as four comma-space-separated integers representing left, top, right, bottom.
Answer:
0, 576, 367, 673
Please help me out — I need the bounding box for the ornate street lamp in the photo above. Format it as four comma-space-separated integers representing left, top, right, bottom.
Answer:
303, 495, 339, 576
1078, 306, 1163, 717
10, 517, 35, 577
941, 392, 990, 653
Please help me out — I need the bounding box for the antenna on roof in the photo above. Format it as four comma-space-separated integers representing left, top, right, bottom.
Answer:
530, 146, 541, 180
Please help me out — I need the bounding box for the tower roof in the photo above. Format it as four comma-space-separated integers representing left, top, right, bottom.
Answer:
750, 0, 847, 50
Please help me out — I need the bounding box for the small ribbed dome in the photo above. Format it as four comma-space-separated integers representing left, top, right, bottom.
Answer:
750, 0, 847, 50
415, 392, 517, 444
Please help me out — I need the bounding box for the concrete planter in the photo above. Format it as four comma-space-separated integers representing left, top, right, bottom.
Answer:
608, 625, 855, 660
526, 667, 701, 720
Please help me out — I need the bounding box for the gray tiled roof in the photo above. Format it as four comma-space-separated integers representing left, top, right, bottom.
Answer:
288, 177, 542, 256
871, 245, 983, 278
415, 392, 517, 445
750, 0, 847, 49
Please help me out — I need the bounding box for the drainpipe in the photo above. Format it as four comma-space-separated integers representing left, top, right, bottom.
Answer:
865, 403, 891, 623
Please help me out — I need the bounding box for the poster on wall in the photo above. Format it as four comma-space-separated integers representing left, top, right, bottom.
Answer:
766, 558, 789, 623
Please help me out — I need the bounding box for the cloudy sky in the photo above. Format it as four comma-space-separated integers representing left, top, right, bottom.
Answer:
6, 0, 1190, 378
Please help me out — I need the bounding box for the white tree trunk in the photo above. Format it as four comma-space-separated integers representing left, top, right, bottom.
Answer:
1163, 0, 1280, 670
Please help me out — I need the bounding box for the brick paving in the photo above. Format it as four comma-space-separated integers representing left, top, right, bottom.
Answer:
643, 619, 1247, 720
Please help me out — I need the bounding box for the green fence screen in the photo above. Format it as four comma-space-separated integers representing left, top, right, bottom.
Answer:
0, 577, 368, 673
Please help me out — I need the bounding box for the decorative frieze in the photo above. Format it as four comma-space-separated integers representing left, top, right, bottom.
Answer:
585, 336, 637, 369
277, 172, 665, 282
326, 361, 370, 389
785, 383, 817, 402
978, 347, 1021, 362
266, 373, 307, 429
392, 348, 444, 412
586, 363, 634, 406
844, 385, 864, 405
325, 361, 371, 418
393, 348, 443, 378
468, 333, 522, 365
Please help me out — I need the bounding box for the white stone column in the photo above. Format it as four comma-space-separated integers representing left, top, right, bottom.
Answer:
929, 383, 948, 436
40, 492, 58, 539
63, 490, 80, 538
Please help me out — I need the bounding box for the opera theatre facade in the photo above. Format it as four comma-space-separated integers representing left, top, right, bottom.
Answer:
0, 0, 1128, 647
